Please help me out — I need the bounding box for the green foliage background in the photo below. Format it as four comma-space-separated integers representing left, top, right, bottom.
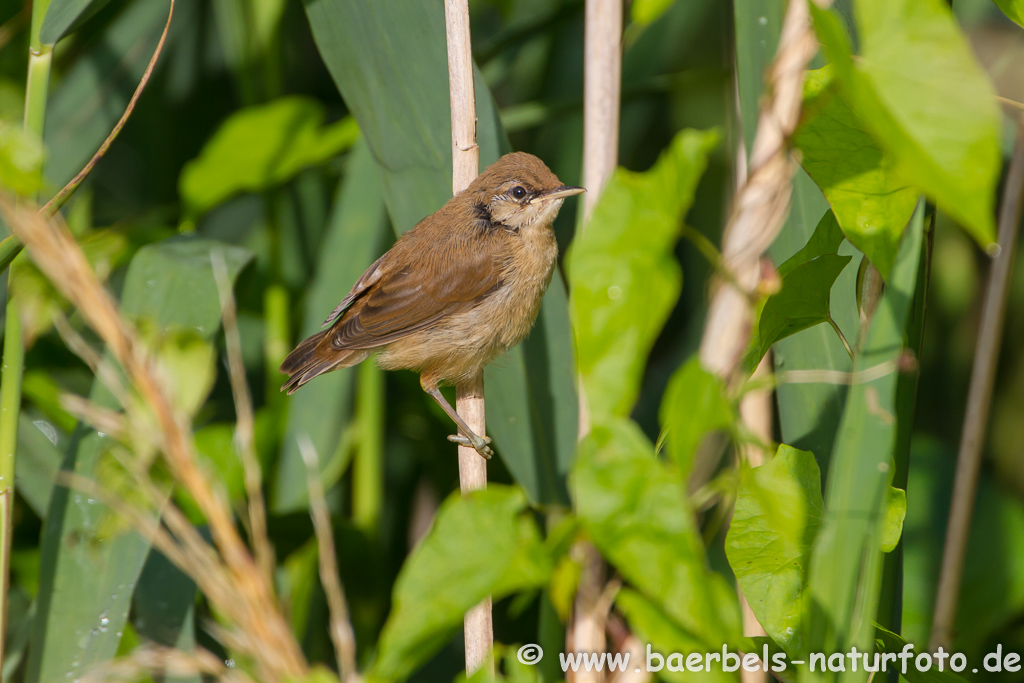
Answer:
2, 0, 1024, 681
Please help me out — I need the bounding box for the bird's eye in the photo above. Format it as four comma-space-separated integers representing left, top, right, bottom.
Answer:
511, 186, 527, 200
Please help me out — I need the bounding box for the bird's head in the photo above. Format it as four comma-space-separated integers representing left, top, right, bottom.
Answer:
467, 152, 584, 234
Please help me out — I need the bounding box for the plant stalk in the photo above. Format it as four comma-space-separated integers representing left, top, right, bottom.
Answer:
1, 0, 54, 666
930, 119, 1024, 652
353, 362, 383, 534
443, 0, 492, 675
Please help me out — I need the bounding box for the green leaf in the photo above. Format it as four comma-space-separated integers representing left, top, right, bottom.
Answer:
750, 254, 851, 366
120, 238, 253, 336
273, 140, 388, 513
300, 0, 578, 503
136, 323, 216, 418
993, 0, 1024, 28
179, 97, 358, 219
373, 486, 551, 680
658, 355, 732, 476
15, 413, 63, 518
567, 128, 719, 420
132, 549, 200, 683
776, 208, 846, 279
880, 487, 906, 553
39, 0, 115, 45
873, 627, 972, 683
725, 445, 823, 655
616, 588, 736, 683
573, 418, 740, 648
810, 0, 1001, 247
631, 0, 676, 27
26, 238, 251, 683
802, 205, 925, 682
794, 67, 918, 280
0, 122, 44, 197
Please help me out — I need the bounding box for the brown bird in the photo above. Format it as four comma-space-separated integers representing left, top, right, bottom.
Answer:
280, 152, 584, 458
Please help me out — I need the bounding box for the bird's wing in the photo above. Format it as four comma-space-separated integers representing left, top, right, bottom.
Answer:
328, 233, 504, 350
321, 253, 388, 328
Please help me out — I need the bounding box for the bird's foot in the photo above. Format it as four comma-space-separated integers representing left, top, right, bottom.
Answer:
448, 433, 493, 459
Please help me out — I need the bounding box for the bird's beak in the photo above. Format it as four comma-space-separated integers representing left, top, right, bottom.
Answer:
532, 185, 586, 203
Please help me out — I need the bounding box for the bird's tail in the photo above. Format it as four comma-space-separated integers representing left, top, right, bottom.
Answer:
280, 330, 365, 394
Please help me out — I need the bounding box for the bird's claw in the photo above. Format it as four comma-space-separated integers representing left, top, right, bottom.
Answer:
448, 433, 493, 459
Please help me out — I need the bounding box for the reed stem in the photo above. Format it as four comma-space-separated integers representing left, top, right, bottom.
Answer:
443, 0, 492, 675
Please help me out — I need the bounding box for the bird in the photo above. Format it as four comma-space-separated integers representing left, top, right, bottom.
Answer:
280, 152, 584, 459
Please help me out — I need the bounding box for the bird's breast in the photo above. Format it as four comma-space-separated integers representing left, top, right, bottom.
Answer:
485, 227, 558, 348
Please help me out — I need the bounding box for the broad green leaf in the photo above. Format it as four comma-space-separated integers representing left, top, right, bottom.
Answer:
179, 97, 358, 219
747, 210, 851, 369
659, 356, 732, 476
616, 588, 736, 683
733, 0, 783, 155
132, 549, 200, 683
137, 323, 216, 418
0, 122, 44, 197
880, 487, 906, 553
373, 486, 551, 680
39, 0, 116, 45
120, 238, 252, 336
802, 205, 925, 683
301, 0, 579, 503
725, 445, 823, 655
573, 418, 740, 648
15, 413, 63, 518
568, 128, 719, 420
273, 140, 388, 513
810, 0, 1001, 247
26, 238, 251, 683
750, 254, 851, 366
794, 67, 918, 280
993, 0, 1024, 28
776, 209, 845, 279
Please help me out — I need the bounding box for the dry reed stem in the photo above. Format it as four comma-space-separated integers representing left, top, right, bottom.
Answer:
212, 251, 274, 586
698, 0, 824, 379
298, 436, 360, 682
444, 0, 494, 676
930, 117, 1024, 652
0, 197, 306, 681
572, 2, 621, 680
581, 0, 621, 224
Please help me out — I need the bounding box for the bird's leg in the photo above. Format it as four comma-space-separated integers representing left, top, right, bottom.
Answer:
421, 381, 493, 459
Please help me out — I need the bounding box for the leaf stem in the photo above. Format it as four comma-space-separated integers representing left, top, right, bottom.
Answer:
827, 314, 854, 360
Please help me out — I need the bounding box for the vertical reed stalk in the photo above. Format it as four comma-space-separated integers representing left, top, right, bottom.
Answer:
0, 0, 53, 663
571, 3, 621, 682
443, 0, 492, 675
930, 117, 1024, 652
